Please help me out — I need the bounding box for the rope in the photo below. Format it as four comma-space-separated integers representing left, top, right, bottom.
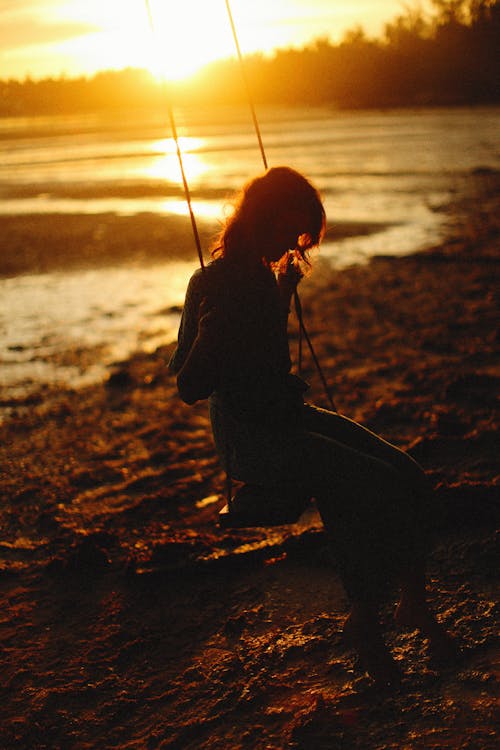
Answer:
144, 0, 205, 270
224, 0, 268, 170
297, 300, 303, 375
293, 291, 337, 412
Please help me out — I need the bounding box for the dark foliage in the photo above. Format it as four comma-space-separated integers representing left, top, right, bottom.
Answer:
0, 0, 498, 115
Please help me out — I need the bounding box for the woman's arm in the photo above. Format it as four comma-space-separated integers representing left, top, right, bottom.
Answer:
176, 298, 219, 405
169, 271, 219, 405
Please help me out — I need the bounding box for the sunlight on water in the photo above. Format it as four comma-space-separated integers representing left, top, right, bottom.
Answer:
146, 136, 211, 183
160, 198, 227, 220
0, 260, 197, 399
1, 106, 499, 402
0, 197, 225, 220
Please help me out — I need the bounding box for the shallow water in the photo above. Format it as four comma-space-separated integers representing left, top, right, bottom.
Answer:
1, 106, 499, 401
3, 106, 499, 229
0, 260, 195, 400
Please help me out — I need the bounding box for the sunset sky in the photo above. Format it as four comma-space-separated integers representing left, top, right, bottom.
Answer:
1, 0, 432, 81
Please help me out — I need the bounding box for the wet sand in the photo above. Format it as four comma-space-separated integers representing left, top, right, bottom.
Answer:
1, 176, 499, 748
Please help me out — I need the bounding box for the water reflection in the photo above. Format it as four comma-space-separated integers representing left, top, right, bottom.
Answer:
147, 135, 209, 184
1, 107, 498, 405
159, 198, 225, 220
0, 261, 197, 400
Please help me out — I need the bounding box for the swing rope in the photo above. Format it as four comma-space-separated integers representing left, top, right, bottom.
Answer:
225, 0, 268, 170
294, 291, 336, 412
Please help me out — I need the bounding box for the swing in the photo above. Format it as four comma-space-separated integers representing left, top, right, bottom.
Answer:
146, 0, 335, 529
219, 484, 311, 528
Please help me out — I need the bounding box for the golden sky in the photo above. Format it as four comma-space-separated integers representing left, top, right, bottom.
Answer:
1, 1, 430, 80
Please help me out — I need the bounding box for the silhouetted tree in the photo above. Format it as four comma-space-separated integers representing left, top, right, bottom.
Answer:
1, 1, 498, 115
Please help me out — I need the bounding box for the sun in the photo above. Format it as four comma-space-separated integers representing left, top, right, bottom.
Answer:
130, 0, 242, 82
54, 0, 234, 81
53, 0, 295, 82
142, 0, 297, 81
142, 1, 225, 80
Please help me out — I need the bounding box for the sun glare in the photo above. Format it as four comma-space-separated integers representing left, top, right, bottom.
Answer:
54, 0, 299, 82
147, 136, 209, 183
53, 0, 233, 81
144, 0, 235, 81
6, 1, 428, 82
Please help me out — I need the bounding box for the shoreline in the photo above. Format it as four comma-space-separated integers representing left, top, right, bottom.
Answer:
0, 212, 414, 414
1, 175, 499, 748
0, 212, 398, 279
2, 178, 498, 561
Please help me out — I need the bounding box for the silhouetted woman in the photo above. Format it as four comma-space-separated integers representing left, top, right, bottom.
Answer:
170, 166, 456, 686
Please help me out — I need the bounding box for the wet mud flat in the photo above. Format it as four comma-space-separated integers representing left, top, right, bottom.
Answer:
1, 181, 499, 748
0, 211, 389, 278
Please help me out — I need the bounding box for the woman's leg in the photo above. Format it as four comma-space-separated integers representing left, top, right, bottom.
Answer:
394, 568, 460, 661
223, 411, 453, 679
276, 428, 407, 686
303, 404, 430, 555
228, 414, 411, 602
302, 405, 459, 660
230, 410, 423, 602
302, 404, 428, 495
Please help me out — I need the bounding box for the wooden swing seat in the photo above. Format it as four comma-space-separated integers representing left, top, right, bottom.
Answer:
219, 483, 311, 528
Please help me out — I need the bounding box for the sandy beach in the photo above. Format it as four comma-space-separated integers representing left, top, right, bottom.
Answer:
1, 171, 498, 748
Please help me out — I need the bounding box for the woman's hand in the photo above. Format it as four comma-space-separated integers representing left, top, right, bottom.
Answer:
277, 253, 303, 311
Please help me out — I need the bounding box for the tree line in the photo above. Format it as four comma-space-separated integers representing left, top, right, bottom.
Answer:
1, 0, 498, 116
